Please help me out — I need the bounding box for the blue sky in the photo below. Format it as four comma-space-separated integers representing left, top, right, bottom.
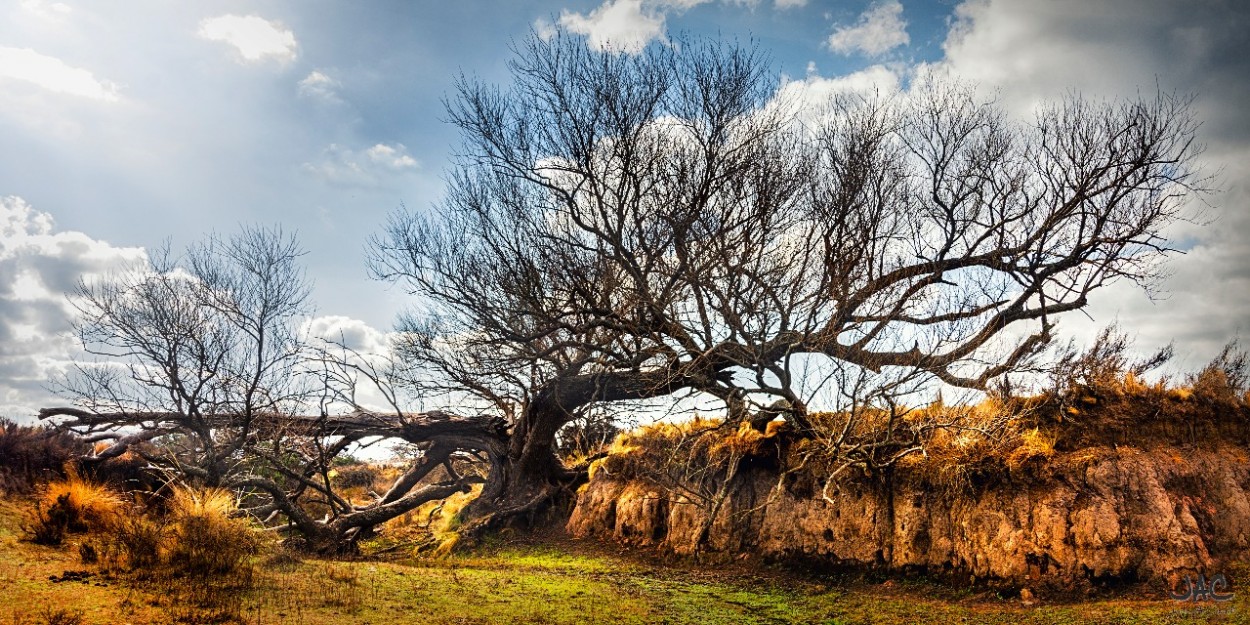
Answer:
2, 0, 1248, 417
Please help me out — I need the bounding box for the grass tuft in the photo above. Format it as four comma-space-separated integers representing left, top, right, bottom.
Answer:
25, 469, 123, 544
167, 485, 259, 577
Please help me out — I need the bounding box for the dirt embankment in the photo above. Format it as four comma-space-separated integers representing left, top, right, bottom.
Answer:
568, 397, 1250, 588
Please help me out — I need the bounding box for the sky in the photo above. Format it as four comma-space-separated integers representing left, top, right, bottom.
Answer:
1, 0, 1248, 420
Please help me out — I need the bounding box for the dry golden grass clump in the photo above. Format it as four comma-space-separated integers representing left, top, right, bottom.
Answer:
23, 479, 263, 583
165, 486, 260, 576
26, 468, 124, 545
1004, 427, 1058, 471
592, 416, 780, 485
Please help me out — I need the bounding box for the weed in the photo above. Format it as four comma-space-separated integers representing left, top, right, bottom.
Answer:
38, 607, 84, 625
112, 514, 167, 570
77, 541, 98, 564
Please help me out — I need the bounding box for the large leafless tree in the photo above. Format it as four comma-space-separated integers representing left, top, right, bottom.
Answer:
368, 33, 1204, 527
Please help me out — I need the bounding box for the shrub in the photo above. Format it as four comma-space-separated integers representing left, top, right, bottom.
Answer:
27, 495, 75, 545
167, 486, 259, 576
39, 607, 85, 625
87, 448, 164, 496
112, 514, 167, 570
0, 419, 87, 493
1189, 340, 1248, 404
332, 464, 380, 490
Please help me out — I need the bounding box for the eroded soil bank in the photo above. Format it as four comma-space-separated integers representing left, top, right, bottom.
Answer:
569, 403, 1250, 589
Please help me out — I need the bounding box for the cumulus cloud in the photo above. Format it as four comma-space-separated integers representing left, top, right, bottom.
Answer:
365, 144, 419, 170
304, 315, 392, 357
0, 197, 146, 419
302, 142, 420, 187
533, 18, 559, 41
559, 0, 667, 53
0, 47, 120, 101
777, 64, 899, 103
827, 0, 909, 57
558, 0, 810, 53
298, 70, 341, 101
198, 14, 298, 64
764, 64, 900, 132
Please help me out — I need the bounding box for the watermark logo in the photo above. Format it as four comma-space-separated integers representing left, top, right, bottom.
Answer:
1169, 573, 1234, 603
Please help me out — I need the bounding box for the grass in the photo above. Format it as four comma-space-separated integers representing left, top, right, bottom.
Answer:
0, 494, 1244, 624
25, 470, 124, 545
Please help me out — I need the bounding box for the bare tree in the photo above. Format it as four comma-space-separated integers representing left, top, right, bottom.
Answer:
48, 227, 313, 485
368, 33, 1205, 530
40, 227, 497, 552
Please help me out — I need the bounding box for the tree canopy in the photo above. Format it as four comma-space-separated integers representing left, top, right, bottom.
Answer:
371, 34, 1203, 500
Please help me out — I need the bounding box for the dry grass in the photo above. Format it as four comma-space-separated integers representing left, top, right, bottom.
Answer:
25, 469, 124, 545
106, 513, 166, 569
1005, 427, 1057, 471
385, 484, 483, 557
593, 416, 778, 484
166, 486, 260, 577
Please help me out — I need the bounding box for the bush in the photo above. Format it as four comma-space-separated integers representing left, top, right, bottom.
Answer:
167, 487, 259, 576
111, 514, 167, 570
39, 607, 85, 625
28, 495, 76, 545
0, 419, 87, 493
1189, 340, 1248, 405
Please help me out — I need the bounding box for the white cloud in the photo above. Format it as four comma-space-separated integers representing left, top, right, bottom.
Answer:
298, 70, 340, 100
198, 14, 298, 64
0, 197, 146, 419
365, 144, 419, 170
554, 0, 804, 53
661, 0, 714, 8
0, 47, 120, 101
772, 64, 900, 123
785, 64, 899, 98
302, 142, 420, 187
533, 18, 559, 41
827, 0, 909, 57
560, 0, 667, 53
20, 0, 71, 20
305, 315, 391, 357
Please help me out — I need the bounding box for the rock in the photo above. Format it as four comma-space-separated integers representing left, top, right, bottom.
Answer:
1020, 587, 1036, 606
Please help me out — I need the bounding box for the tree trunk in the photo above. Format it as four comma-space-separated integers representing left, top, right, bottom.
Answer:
460, 401, 573, 538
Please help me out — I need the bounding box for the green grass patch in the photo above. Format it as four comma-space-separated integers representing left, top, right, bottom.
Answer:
0, 496, 1243, 624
